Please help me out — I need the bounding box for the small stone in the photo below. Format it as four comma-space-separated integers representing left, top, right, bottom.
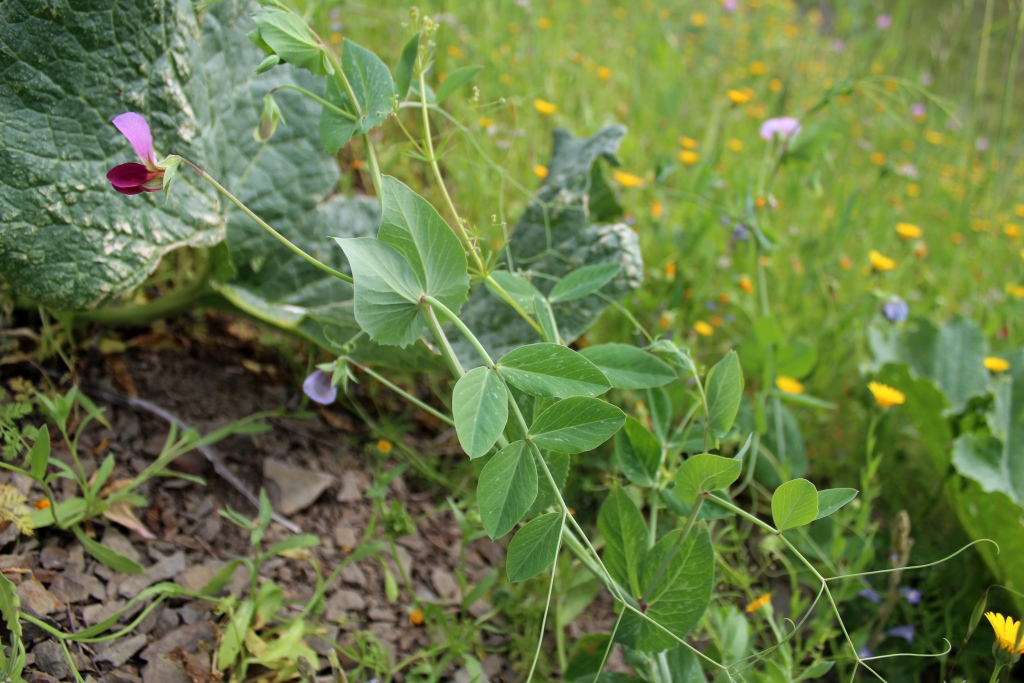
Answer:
119, 552, 186, 598
39, 546, 68, 570
340, 562, 367, 589
0, 555, 27, 570
325, 589, 366, 621
155, 607, 180, 637
26, 673, 59, 683
263, 458, 336, 515
431, 568, 459, 600
136, 604, 163, 635
83, 599, 127, 627
307, 626, 339, 655
96, 633, 147, 667
394, 546, 413, 578
336, 471, 368, 503
101, 527, 142, 565
141, 657, 191, 683
179, 601, 210, 626
49, 572, 103, 604
368, 607, 396, 622
17, 579, 64, 616
334, 526, 357, 549
482, 654, 504, 679
453, 668, 472, 683
173, 561, 225, 593
33, 641, 69, 679
468, 599, 492, 619
139, 623, 215, 662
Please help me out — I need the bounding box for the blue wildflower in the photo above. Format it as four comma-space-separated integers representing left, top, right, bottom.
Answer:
882, 297, 908, 323
887, 625, 915, 643
858, 587, 882, 604
899, 587, 921, 605
302, 370, 337, 405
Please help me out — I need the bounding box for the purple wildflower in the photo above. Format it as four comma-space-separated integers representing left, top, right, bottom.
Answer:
731, 224, 750, 241
858, 587, 882, 604
882, 297, 908, 323
106, 113, 165, 195
303, 370, 337, 405
876, 14, 892, 29
975, 137, 990, 152
910, 103, 925, 120
887, 625, 915, 643
857, 646, 873, 659
832, 39, 846, 53
759, 117, 802, 142
899, 587, 922, 604
722, 0, 738, 11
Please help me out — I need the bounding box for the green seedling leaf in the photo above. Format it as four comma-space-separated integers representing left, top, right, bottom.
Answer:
90, 454, 116, 496
506, 512, 562, 582
613, 417, 662, 487
478, 441, 538, 538
529, 397, 625, 453
217, 599, 256, 670
435, 65, 483, 104
548, 263, 622, 303
395, 32, 420, 98
319, 39, 396, 152
675, 454, 742, 504
771, 479, 819, 531
705, 351, 744, 440
616, 526, 714, 652
201, 559, 243, 595
497, 344, 610, 398
74, 526, 144, 575
30, 429, 50, 481
597, 485, 647, 597
814, 488, 858, 520
486, 271, 542, 313
252, 10, 329, 76
579, 344, 675, 389
453, 367, 508, 458
267, 534, 320, 557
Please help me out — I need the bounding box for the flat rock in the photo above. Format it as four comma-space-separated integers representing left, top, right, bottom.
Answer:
140, 657, 191, 683
119, 552, 186, 598
96, 633, 147, 668
83, 599, 127, 627
325, 589, 367, 621
431, 568, 459, 600
334, 525, 357, 549
173, 561, 225, 593
139, 623, 214, 662
17, 579, 65, 616
263, 458, 336, 515
33, 640, 69, 679
39, 547, 68, 570
336, 470, 369, 503
101, 527, 142, 565
49, 572, 103, 604
340, 562, 367, 589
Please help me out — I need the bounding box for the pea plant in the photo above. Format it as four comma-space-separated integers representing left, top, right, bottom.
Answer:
0, 0, 976, 681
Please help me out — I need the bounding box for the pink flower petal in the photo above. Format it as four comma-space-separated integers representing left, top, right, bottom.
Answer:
106, 162, 151, 188
112, 112, 156, 167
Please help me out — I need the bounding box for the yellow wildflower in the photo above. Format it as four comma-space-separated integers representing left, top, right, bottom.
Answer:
678, 150, 700, 165
727, 138, 744, 152
446, 45, 464, 59
1016, 204, 1024, 218
1005, 223, 1021, 239
537, 17, 552, 29
840, 256, 852, 270
718, 292, 731, 304
769, 77, 783, 93
870, 152, 887, 166
613, 170, 643, 188
478, 116, 494, 128
952, 232, 964, 245
534, 99, 558, 115
914, 243, 928, 259
896, 223, 922, 239
727, 89, 752, 105
690, 12, 707, 27
329, 33, 342, 45
746, 593, 772, 613
378, 439, 393, 453
410, 608, 425, 626
711, 315, 723, 327
533, 165, 548, 180
749, 61, 767, 76
775, 376, 804, 395
1010, 284, 1024, 298
739, 276, 753, 293
985, 612, 1024, 654
984, 357, 1010, 373
679, 136, 698, 150
906, 183, 920, 197
664, 261, 676, 279
869, 250, 897, 272
651, 200, 663, 219
694, 321, 714, 337
868, 381, 905, 409
597, 66, 612, 81
924, 130, 945, 145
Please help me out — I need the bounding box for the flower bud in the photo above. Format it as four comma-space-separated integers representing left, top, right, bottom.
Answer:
254, 93, 285, 142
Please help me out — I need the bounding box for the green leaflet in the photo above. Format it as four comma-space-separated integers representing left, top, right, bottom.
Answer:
674, 454, 742, 505
497, 343, 610, 398
319, 39, 396, 153
771, 479, 819, 531
528, 397, 625, 453
506, 512, 563, 582
548, 263, 622, 303
613, 417, 662, 487
453, 367, 508, 458
597, 485, 647, 597
814, 488, 858, 520
705, 351, 744, 440
477, 441, 538, 538
579, 344, 676, 390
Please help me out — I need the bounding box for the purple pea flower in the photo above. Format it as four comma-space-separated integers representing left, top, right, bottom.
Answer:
899, 587, 922, 604
303, 370, 337, 405
876, 14, 892, 29
887, 625, 915, 643
106, 113, 166, 195
858, 587, 882, 604
857, 646, 873, 659
882, 297, 908, 323
759, 117, 802, 142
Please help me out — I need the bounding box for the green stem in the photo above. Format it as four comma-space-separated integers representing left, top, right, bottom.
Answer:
185, 161, 353, 284
362, 133, 384, 203
272, 84, 356, 121
422, 305, 465, 377
988, 664, 1004, 683
423, 296, 494, 366
348, 359, 454, 427
526, 510, 567, 683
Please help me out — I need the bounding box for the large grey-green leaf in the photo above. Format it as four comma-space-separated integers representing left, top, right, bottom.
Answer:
478, 440, 538, 539
868, 316, 989, 413
0, 0, 225, 308
616, 526, 714, 652
454, 126, 642, 364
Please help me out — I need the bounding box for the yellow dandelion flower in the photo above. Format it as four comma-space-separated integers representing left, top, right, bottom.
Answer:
870, 152, 887, 166
924, 130, 945, 145
769, 77, 783, 93
446, 45, 464, 59
651, 200, 663, 219
749, 61, 767, 76
533, 165, 548, 180
869, 250, 897, 272
378, 439, 393, 453
868, 381, 905, 409
952, 232, 964, 245
679, 136, 699, 150
727, 89, 752, 105
478, 116, 494, 128
694, 321, 714, 337
410, 608, 425, 626
690, 12, 707, 27
534, 99, 558, 115
1010, 284, 1024, 298
727, 138, 744, 152
678, 150, 700, 165
664, 261, 676, 279
613, 170, 643, 187
1005, 223, 1021, 239
906, 183, 920, 197
895, 222, 922, 239
840, 256, 852, 270
984, 357, 1010, 373
985, 613, 1024, 654
775, 376, 804, 395
537, 17, 552, 29
746, 593, 772, 613
597, 66, 612, 81
739, 276, 753, 293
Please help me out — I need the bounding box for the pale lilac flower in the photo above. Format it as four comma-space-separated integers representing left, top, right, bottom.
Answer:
975, 137, 990, 152
920, 72, 933, 86
858, 587, 882, 604
832, 39, 846, 53
722, 0, 738, 11
858, 646, 873, 659
759, 117, 802, 142
899, 587, 922, 604
106, 113, 164, 195
895, 162, 919, 179
876, 14, 892, 29
732, 224, 750, 241
887, 625, 915, 643
303, 370, 337, 405
910, 103, 925, 120
882, 297, 908, 322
